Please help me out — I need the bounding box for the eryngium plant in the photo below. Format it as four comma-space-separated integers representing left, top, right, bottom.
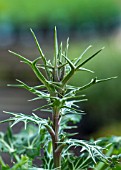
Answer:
0, 27, 119, 170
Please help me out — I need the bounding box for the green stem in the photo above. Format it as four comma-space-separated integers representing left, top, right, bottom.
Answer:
52, 107, 61, 170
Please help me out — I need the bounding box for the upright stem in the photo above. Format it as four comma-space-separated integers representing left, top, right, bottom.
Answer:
52, 107, 61, 169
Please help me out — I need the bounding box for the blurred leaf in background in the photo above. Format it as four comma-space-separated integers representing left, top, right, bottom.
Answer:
0, 0, 120, 27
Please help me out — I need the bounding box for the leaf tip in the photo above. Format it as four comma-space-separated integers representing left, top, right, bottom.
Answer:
30, 28, 33, 32
16, 79, 21, 83
89, 45, 92, 48
8, 50, 12, 53
7, 84, 11, 87
113, 76, 118, 79
30, 28, 35, 36
54, 26, 57, 31
101, 46, 105, 50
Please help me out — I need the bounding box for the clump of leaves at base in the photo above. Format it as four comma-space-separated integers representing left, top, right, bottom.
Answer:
0, 27, 120, 169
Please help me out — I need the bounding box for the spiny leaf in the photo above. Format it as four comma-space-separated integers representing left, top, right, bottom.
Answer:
58, 62, 67, 69
2, 111, 48, 129
76, 47, 105, 70
74, 45, 92, 66
16, 79, 49, 98
28, 97, 43, 101
96, 76, 117, 84
62, 54, 75, 69
31, 63, 49, 87
61, 105, 85, 115
58, 42, 63, 62
54, 26, 58, 66
67, 96, 87, 102
62, 68, 75, 86
62, 139, 109, 164
30, 29, 51, 80
7, 84, 24, 88
8, 50, 32, 65
33, 103, 52, 111
75, 76, 117, 93
77, 67, 94, 73
37, 64, 54, 69
62, 47, 104, 86
32, 85, 45, 89
9, 50, 49, 86
65, 37, 69, 57
32, 56, 41, 65
30, 28, 45, 59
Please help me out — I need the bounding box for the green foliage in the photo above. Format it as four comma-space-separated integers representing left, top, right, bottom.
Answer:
0, 0, 120, 26
0, 125, 45, 169
68, 39, 121, 126
0, 28, 120, 169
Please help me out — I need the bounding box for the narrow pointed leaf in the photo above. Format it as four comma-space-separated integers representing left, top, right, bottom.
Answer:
65, 95, 88, 101
30, 29, 45, 59
9, 50, 32, 65
76, 47, 105, 70
28, 97, 42, 101
32, 57, 41, 65
16, 79, 49, 98
2, 111, 48, 128
65, 37, 69, 57
76, 76, 117, 93
33, 85, 45, 89
9, 49, 49, 86
58, 62, 67, 69
59, 42, 63, 62
96, 76, 117, 84
31, 63, 49, 87
37, 64, 54, 69
62, 54, 75, 69
33, 103, 52, 111
54, 26, 58, 66
62, 67, 75, 86
77, 67, 94, 73
7, 84, 24, 88
61, 105, 85, 114
74, 45, 92, 66
30, 29, 51, 80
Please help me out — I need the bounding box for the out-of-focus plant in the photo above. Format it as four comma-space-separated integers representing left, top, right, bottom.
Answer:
0, 0, 120, 27
0, 27, 120, 169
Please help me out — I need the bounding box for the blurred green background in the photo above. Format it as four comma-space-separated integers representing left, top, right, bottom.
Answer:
0, 0, 121, 138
